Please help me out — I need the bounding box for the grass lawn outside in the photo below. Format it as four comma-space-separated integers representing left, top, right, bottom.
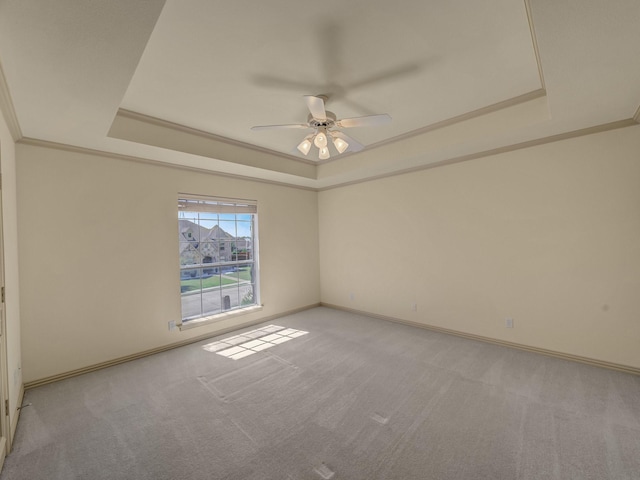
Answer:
236, 267, 252, 281
180, 266, 253, 293
181, 275, 238, 292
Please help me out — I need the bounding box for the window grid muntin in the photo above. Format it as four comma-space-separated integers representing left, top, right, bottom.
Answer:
179, 198, 257, 322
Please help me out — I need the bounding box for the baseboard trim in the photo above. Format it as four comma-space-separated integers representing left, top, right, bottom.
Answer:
24, 303, 320, 390
10, 383, 24, 450
320, 303, 640, 376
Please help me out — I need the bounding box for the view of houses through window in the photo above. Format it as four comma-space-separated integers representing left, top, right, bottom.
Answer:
178, 195, 258, 322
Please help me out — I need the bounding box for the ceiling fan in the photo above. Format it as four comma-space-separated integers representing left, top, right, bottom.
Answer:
251, 95, 391, 160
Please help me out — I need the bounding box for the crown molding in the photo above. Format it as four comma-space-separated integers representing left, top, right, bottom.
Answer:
19, 115, 638, 193
0, 59, 23, 141
115, 109, 316, 166
17, 137, 318, 192
316, 0, 547, 166
318, 118, 638, 191
316, 88, 547, 166
118, 87, 545, 170
524, 0, 546, 90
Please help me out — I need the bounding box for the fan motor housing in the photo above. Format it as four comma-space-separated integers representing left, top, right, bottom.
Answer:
308, 111, 337, 129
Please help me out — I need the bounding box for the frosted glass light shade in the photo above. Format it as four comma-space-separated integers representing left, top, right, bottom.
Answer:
314, 131, 328, 148
319, 146, 330, 160
332, 136, 349, 154
297, 138, 312, 155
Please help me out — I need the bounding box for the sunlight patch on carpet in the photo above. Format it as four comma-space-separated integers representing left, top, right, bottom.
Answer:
203, 325, 308, 360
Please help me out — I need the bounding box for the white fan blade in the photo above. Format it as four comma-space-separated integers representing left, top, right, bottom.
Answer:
337, 114, 391, 128
304, 95, 327, 121
332, 131, 364, 152
251, 123, 310, 131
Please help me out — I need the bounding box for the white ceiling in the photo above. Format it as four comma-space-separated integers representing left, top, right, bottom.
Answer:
1, 0, 639, 189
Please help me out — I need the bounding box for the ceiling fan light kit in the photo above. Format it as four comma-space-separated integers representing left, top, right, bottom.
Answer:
252, 95, 392, 161
313, 129, 328, 148
331, 134, 349, 154
296, 135, 313, 155
319, 146, 331, 160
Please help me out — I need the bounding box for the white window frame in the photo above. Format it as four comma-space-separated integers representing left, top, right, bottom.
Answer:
177, 194, 261, 329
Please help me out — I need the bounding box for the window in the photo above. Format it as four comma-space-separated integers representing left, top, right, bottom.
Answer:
178, 195, 259, 323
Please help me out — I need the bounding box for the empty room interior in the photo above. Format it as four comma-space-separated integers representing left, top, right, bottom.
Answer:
0, 0, 639, 478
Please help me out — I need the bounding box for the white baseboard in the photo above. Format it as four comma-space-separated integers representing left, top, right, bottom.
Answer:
10, 383, 24, 447
321, 303, 640, 376
25, 303, 320, 389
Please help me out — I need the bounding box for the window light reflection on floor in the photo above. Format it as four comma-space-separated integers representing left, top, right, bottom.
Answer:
202, 325, 308, 360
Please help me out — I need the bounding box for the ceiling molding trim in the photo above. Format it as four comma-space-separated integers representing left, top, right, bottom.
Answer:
318, 118, 637, 191
115, 109, 316, 166
116, 89, 546, 169
524, 0, 546, 90
317, 88, 547, 166
17, 137, 318, 192
0, 59, 23, 141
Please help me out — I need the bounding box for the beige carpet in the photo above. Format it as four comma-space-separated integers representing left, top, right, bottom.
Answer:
2, 307, 639, 479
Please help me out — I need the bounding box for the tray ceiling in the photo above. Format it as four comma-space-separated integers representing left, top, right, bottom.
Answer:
0, 0, 639, 189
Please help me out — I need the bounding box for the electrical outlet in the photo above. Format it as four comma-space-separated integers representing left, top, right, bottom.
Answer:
505, 318, 514, 328
168, 320, 176, 331
411, 303, 418, 312
349, 293, 355, 301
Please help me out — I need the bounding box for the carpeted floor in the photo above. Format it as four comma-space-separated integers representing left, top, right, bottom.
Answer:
2, 307, 640, 479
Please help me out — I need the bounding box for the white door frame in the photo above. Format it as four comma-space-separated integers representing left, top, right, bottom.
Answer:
0, 142, 12, 464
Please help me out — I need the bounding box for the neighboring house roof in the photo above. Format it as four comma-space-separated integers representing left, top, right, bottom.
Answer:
207, 225, 234, 241
178, 219, 236, 255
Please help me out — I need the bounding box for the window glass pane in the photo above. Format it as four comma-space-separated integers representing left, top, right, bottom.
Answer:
236, 220, 252, 238
179, 220, 200, 241
210, 225, 227, 240
199, 242, 216, 264
180, 268, 202, 292
199, 212, 218, 222
178, 212, 198, 223
181, 292, 202, 321
225, 266, 240, 284
199, 219, 217, 231
236, 263, 253, 283
220, 283, 240, 310
219, 240, 233, 262
180, 243, 201, 266
202, 273, 223, 316
179, 196, 258, 323
233, 234, 252, 260
240, 283, 255, 307
219, 220, 236, 237
181, 268, 203, 321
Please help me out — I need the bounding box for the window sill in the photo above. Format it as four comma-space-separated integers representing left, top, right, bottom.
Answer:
178, 305, 264, 331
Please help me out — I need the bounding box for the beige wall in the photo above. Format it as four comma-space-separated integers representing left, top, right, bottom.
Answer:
319, 125, 640, 369
14, 123, 640, 383
0, 110, 22, 438
16, 143, 320, 383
